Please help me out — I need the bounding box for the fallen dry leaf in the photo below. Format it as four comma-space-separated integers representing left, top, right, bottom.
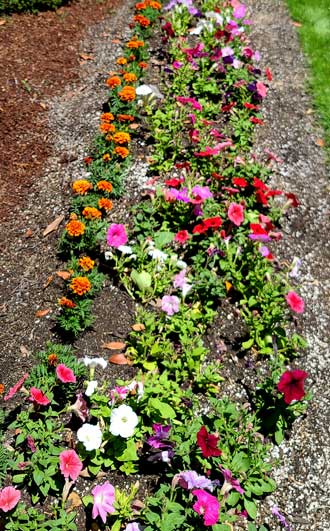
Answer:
102, 341, 126, 350
35, 309, 51, 318
108, 353, 132, 365
292, 21, 302, 27
0, 19, 6, 25
129, 123, 140, 130
132, 323, 145, 331
43, 275, 54, 289
79, 468, 91, 478
56, 270, 71, 280
79, 53, 94, 61
20, 345, 30, 357
67, 492, 82, 511
39, 102, 48, 110
25, 229, 33, 238
43, 214, 65, 236
315, 138, 325, 147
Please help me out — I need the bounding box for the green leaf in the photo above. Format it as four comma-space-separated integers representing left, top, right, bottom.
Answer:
148, 398, 176, 419
116, 439, 138, 462
275, 428, 284, 445
244, 499, 257, 520
242, 337, 254, 349
154, 231, 175, 248
160, 513, 186, 531
131, 270, 152, 291
82, 495, 94, 507
33, 469, 44, 486
110, 521, 121, 531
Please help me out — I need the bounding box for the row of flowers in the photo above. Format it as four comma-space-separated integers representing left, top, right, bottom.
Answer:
0, 1, 309, 531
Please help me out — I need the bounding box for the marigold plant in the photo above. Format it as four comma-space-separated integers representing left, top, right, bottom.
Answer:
82, 207, 102, 220
106, 76, 121, 88
47, 353, 59, 366
78, 256, 95, 271
100, 112, 115, 122
66, 219, 86, 237
123, 72, 137, 83
127, 40, 144, 49
118, 114, 135, 122
113, 132, 131, 145
118, 86, 136, 102
58, 297, 76, 308
138, 61, 148, 69
97, 180, 113, 193
114, 146, 129, 159
134, 14, 150, 27
72, 180, 93, 195
103, 153, 111, 162
98, 198, 113, 211
70, 276, 92, 296
100, 123, 116, 134
116, 57, 127, 65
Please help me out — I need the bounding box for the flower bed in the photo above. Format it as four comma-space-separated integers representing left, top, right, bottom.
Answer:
0, 1, 309, 530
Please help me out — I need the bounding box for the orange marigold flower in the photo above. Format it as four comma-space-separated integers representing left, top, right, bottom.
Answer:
128, 54, 136, 62
70, 276, 92, 296
79, 256, 95, 271
123, 72, 137, 83
114, 146, 129, 159
135, 1, 147, 9
118, 113, 135, 122
116, 57, 127, 65
118, 86, 136, 102
100, 112, 115, 122
72, 179, 93, 195
66, 219, 86, 237
58, 297, 76, 308
84, 156, 93, 165
97, 180, 113, 193
98, 198, 113, 211
103, 153, 111, 161
47, 353, 59, 366
0, 384, 4, 395
138, 61, 148, 69
150, 1, 161, 8
113, 132, 131, 145
127, 40, 144, 49
82, 206, 102, 220
106, 76, 121, 88
134, 14, 150, 27
100, 123, 116, 134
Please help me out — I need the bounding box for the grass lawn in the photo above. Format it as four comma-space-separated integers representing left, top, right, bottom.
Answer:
286, 0, 330, 148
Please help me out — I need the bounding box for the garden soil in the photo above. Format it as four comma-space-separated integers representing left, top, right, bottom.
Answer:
0, 0, 329, 529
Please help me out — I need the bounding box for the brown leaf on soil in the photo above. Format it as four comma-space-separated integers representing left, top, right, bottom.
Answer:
292, 21, 302, 27
108, 353, 132, 365
315, 138, 325, 147
79, 468, 91, 478
129, 123, 140, 130
0, 19, 6, 25
43, 214, 65, 236
79, 52, 94, 61
132, 323, 145, 331
102, 341, 126, 350
25, 228, 33, 238
56, 270, 71, 280
20, 345, 30, 357
35, 308, 51, 317
67, 491, 82, 511
43, 275, 54, 289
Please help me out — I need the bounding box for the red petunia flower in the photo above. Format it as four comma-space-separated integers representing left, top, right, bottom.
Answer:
29, 387, 50, 406
232, 177, 248, 187
197, 425, 222, 458
164, 178, 184, 188
174, 230, 190, 244
277, 369, 308, 404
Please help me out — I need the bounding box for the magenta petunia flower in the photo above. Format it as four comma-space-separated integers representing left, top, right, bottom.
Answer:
59, 449, 83, 481
277, 369, 308, 404
285, 290, 304, 313
220, 467, 244, 494
92, 481, 115, 523
161, 295, 180, 316
56, 363, 76, 384
106, 223, 128, 248
192, 489, 220, 526
0, 486, 21, 512
29, 387, 50, 406
228, 202, 244, 226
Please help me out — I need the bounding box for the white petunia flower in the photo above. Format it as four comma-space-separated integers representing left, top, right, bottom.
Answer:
81, 356, 107, 369
109, 404, 139, 438
148, 248, 168, 262
77, 423, 103, 451
118, 245, 133, 255
85, 380, 98, 397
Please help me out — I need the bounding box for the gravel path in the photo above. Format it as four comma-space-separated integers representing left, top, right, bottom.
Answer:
248, 1, 330, 529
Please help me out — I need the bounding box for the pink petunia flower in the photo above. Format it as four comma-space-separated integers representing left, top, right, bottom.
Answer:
92, 481, 115, 523
285, 291, 304, 313
3, 373, 29, 401
59, 449, 83, 481
192, 489, 220, 526
220, 467, 244, 495
161, 295, 180, 316
174, 230, 190, 244
56, 363, 77, 384
228, 203, 244, 226
29, 387, 50, 406
277, 369, 308, 404
106, 223, 128, 248
256, 81, 268, 98
0, 486, 21, 512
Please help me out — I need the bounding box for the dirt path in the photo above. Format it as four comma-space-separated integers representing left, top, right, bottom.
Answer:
0, 1, 329, 529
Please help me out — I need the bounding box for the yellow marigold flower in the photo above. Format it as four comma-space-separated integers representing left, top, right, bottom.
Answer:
97, 180, 113, 193
72, 179, 93, 195
100, 123, 116, 134
116, 57, 127, 65
82, 206, 102, 220
66, 219, 85, 237
118, 86, 136, 102
70, 276, 91, 296
114, 146, 129, 159
79, 256, 95, 271
58, 297, 76, 308
103, 153, 111, 162
47, 353, 59, 366
118, 114, 135, 122
98, 198, 113, 211
106, 76, 121, 88
113, 132, 131, 145
100, 112, 115, 122
123, 72, 137, 83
